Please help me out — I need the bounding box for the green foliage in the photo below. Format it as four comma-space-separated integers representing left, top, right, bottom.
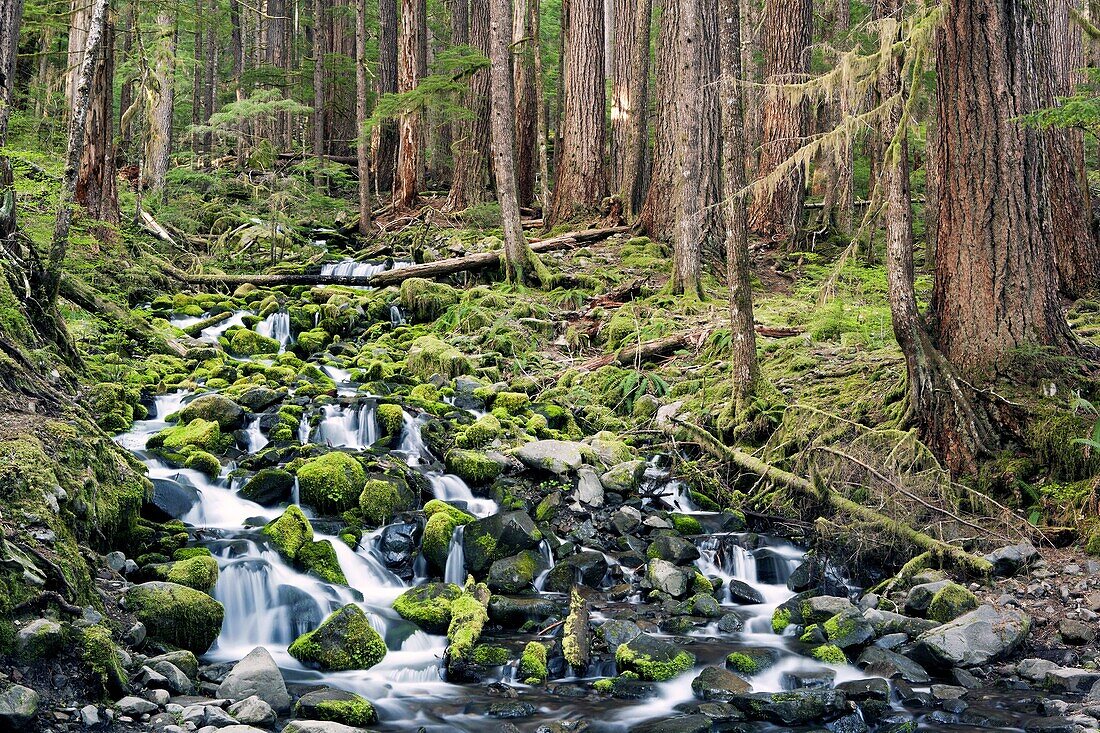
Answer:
1020, 69, 1100, 140
366, 46, 490, 133
811, 644, 847, 664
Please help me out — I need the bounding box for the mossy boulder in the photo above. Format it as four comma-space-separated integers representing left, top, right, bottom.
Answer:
423, 499, 476, 524
725, 648, 782, 676
149, 418, 231, 457
400, 278, 460, 322
423, 512, 459, 572
615, 634, 696, 682
455, 414, 502, 448
927, 582, 980, 623
125, 582, 224, 654
81, 625, 128, 696
183, 449, 222, 478
294, 688, 377, 727
406, 336, 472, 381
446, 584, 490, 678
600, 460, 647, 494
298, 540, 347, 585
377, 403, 405, 438
296, 328, 331, 354
487, 550, 548, 593
393, 583, 464, 634
462, 511, 542, 574
175, 394, 244, 430
240, 468, 295, 506
492, 392, 530, 414
359, 477, 414, 526
289, 604, 386, 671
518, 641, 548, 684
296, 452, 366, 514
228, 328, 281, 356
587, 433, 635, 467
513, 439, 587, 475
262, 505, 314, 560
444, 449, 502, 486
165, 555, 220, 592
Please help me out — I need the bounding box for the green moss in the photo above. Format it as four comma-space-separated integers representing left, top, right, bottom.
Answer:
296, 452, 366, 514
692, 572, 714, 594
407, 336, 472, 381
183, 449, 221, 478
562, 588, 587, 671
309, 696, 377, 727
811, 644, 847, 664
444, 449, 502, 485
173, 547, 212, 561
614, 643, 695, 682
447, 585, 490, 663
772, 607, 792, 634
262, 505, 314, 560
799, 624, 821, 643
455, 414, 502, 448
166, 555, 220, 592
670, 514, 702, 535
85, 382, 140, 433
298, 540, 348, 585
228, 328, 281, 356
82, 625, 128, 697
725, 652, 759, 675
150, 418, 230, 457
471, 644, 510, 666
519, 641, 548, 683
423, 499, 476, 524
593, 678, 613, 693
493, 392, 530, 414
393, 583, 463, 634
289, 604, 387, 671
400, 278, 460, 321
125, 581, 224, 654
423, 512, 459, 571
359, 478, 402, 526
1086, 531, 1100, 556
1027, 409, 1100, 481
927, 582, 979, 623
296, 328, 331, 354
377, 403, 405, 437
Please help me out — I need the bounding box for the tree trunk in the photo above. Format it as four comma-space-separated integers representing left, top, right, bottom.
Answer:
931, 0, 1077, 376
376, 0, 399, 193
148, 8, 178, 191
638, 0, 679, 241
393, 0, 426, 209
46, 0, 111, 306
671, 0, 704, 297
192, 0, 204, 155
1046, 0, 1099, 297
548, 0, 607, 225
313, 0, 326, 187
719, 0, 760, 408
76, 6, 118, 225
488, 0, 545, 284
513, 0, 537, 207
202, 0, 217, 163
746, 0, 811, 245
356, 0, 372, 235
118, 1, 136, 153
0, 0, 24, 241
612, 0, 651, 218
530, 0, 551, 210
445, 0, 491, 212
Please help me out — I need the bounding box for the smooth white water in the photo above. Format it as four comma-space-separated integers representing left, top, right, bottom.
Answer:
256, 311, 293, 351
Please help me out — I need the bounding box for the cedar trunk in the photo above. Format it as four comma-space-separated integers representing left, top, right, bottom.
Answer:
671, 0, 704, 297
376, 0, 399, 193
356, 0, 372, 234
148, 9, 178, 191
611, 0, 651, 218
637, 0, 679, 241
393, 0, 426, 209
0, 0, 24, 241
513, 0, 538, 207
445, 0, 491, 211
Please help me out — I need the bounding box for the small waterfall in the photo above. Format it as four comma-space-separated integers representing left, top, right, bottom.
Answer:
291, 477, 300, 506
534, 540, 555, 591
298, 412, 311, 444
356, 404, 378, 447
199, 310, 249, 344
397, 412, 432, 467
256, 311, 293, 352
444, 526, 466, 585
245, 417, 268, 453
315, 404, 376, 450
113, 391, 191, 451
390, 305, 406, 327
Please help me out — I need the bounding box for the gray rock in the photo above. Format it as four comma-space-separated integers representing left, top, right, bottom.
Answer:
203, 705, 238, 727
801, 596, 857, 624
148, 660, 194, 694
148, 650, 199, 679
1017, 658, 1060, 682
691, 666, 751, 701
912, 605, 1030, 668
215, 647, 291, 714
647, 536, 700, 566
216, 727, 271, 733
599, 619, 642, 648
145, 689, 171, 706
823, 609, 875, 649
148, 476, 201, 520
294, 688, 375, 727
874, 633, 908, 650
1045, 668, 1100, 694
725, 689, 850, 725
115, 696, 158, 717
1058, 618, 1096, 645
281, 722, 369, 733
856, 646, 931, 683
123, 559, 139, 575
905, 581, 951, 615
123, 621, 146, 647
717, 613, 744, 633
106, 551, 127, 572
982, 543, 1039, 576
782, 668, 836, 690
542, 551, 608, 593
610, 506, 641, 535
836, 678, 890, 702
487, 550, 548, 593
226, 695, 275, 721
79, 704, 101, 727
863, 608, 939, 637
574, 467, 604, 507
646, 558, 693, 598
513, 440, 587, 475
16, 618, 63, 658
600, 460, 647, 494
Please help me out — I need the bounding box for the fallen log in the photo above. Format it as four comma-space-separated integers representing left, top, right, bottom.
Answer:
664, 414, 994, 577
153, 226, 629, 289
59, 274, 189, 356
577, 331, 699, 372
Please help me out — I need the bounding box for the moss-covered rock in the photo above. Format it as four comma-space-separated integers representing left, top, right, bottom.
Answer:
175, 394, 244, 430
444, 449, 502, 485
239, 468, 295, 506
407, 336, 472, 381
262, 505, 314, 560
359, 478, 404, 526
296, 452, 366, 514
462, 511, 542, 574
423, 499, 476, 525
423, 512, 459, 572
811, 644, 847, 664
393, 583, 464, 634
600, 460, 647, 494
296, 328, 332, 354
519, 641, 548, 684
455, 414, 502, 448
228, 328, 281, 356
400, 278, 460, 322
377, 403, 405, 438
166, 555, 220, 592
81, 625, 128, 696
615, 634, 695, 682
289, 604, 386, 671
183, 449, 221, 478
927, 582, 979, 623
486, 550, 547, 593
492, 392, 530, 414
294, 688, 377, 727
446, 583, 490, 676
471, 644, 510, 666
297, 540, 348, 585
149, 418, 231, 457
124, 581, 224, 654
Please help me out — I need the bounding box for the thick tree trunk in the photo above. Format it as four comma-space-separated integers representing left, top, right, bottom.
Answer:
637, 0, 679, 240
445, 0, 491, 212
313, 0, 326, 187
356, 0, 372, 235
548, 0, 607, 225
931, 0, 1077, 375
531, 0, 551, 210
376, 0, 399, 193
488, 0, 545, 284
612, 0, 651, 218
118, 1, 136, 153
746, 0, 811, 244
393, 0, 426, 209
513, 0, 538, 207
76, 8, 118, 225
719, 0, 760, 408
1046, 0, 1099, 297
0, 0, 24, 241
192, 0, 204, 154
202, 0, 217, 162
671, 0, 704, 297
148, 9, 178, 191
46, 0, 111, 306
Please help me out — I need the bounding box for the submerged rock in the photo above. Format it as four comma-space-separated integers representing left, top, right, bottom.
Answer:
216, 646, 292, 714
615, 633, 696, 681
294, 687, 377, 727
289, 604, 387, 671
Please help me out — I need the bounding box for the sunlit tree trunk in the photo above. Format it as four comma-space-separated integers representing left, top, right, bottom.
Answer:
611, 0, 651, 218
446, 0, 491, 211
148, 8, 178, 191
513, 0, 537, 207
393, 0, 426, 209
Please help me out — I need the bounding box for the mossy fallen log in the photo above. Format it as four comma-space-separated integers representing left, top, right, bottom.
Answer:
664, 415, 994, 577
148, 222, 629, 288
